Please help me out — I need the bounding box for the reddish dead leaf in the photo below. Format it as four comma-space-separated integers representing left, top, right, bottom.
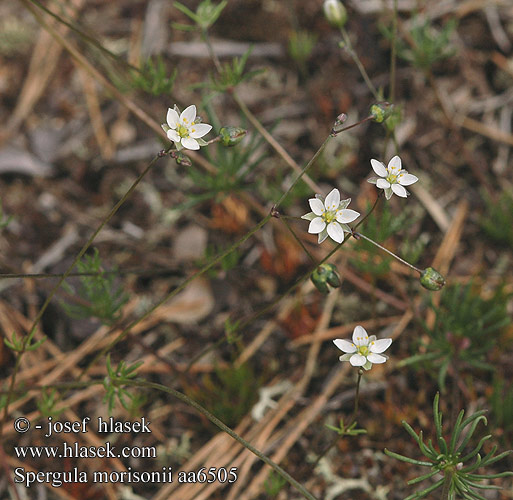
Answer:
260, 233, 304, 280
279, 301, 319, 340
209, 196, 249, 234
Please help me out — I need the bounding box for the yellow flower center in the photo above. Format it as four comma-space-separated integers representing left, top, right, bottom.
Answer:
387, 173, 398, 184
177, 125, 189, 138
322, 210, 337, 224
357, 345, 370, 357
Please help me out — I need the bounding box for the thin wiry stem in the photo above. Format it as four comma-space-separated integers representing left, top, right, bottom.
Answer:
0, 153, 162, 439
353, 231, 422, 274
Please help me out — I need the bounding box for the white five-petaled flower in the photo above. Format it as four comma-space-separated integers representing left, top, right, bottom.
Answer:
333, 325, 392, 371
301, 188, 360, 244
367, 155, 418, 200
164, 105, 212, 151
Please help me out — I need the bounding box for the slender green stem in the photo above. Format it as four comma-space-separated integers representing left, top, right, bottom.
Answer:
348, 370, 363, 426
200, 28, 322, 194
353, 193, 382, 231
440, 472, 451, 500
0, 268, 179, 280
0, 154, 161, 438
340, 28, 380, 100
27, 0, 142, 75
353, 231, 422, 274
279, 216, 317, 265
78, 214, 272, 379
389, 0, 398, 105
331, 115, 374, 136
309, 370, 364, 471
3, 376, 316, 500
201, 29, 223, 74
127, 379, 317, 500
274, 135, 331, 209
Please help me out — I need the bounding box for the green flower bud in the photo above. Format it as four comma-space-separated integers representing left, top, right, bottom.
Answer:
311, 263, 341, 294
420, 267, 446, 291
323, 0, 347, 29
219, 126, 247, 147
370, 102, 393, 123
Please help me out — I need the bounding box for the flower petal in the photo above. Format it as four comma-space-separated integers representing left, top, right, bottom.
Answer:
309, 198, 325, 216
324, 188, 340, 211
167, 108, 180, 128
349, 353, 366, 366
336, 209, 360, 224
333, 339, 356, 353
367, 177, 378, 185
376, 178, 390, 189
391, 184, 408, 197
352, 325, 369, 346
327, 221, 344, 243
367, 353, 387, 364
398, 173, 418, 186
370, 159, 388, 177
167, 129, 181, 142
180, 104, 196, 125
339, 353, 353, 362
308, 217, 326, 234
384, 187, 393, 200
370, 338, 392, 353
388, 155, 402, 174
181, 137, 200, 150
189, 123, 212, 138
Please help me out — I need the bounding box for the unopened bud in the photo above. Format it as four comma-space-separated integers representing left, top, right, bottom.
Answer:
172, 151, 192, 167
311, 263, 341, 294
334, 113, 347, 127
370, 102, 393, 123
219, 126, 247, 147
323, 0, 347, 29
420, 267, 446, 291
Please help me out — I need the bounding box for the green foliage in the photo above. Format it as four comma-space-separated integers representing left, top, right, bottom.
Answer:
37, 389, 65, 419
325, 418, 367, 437
350, 201, 412, 276
489, 376, 513, 437
199, 47, 265, 92
400, 284, 511, 390
4, 330, 46, 353
288, 30, 317, 76
383, 17, 457, 72
385, 393, 513, 500
131, 56, 177, 96
184, 364, 260, 428
61, 248, 128, 325
204, 243, 241, 275
103, 354, 144, 414
264, 470, 288, 497
173, 0, 228, 31
401, 233, 429, 267
480, 189, 513, 247
187, 114, 265, 199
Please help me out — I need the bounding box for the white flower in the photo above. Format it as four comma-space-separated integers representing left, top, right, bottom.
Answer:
333, 325, 392, 371
163, 105, 212, 151
367, 155, 418, 200
301, 188, 360, 244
